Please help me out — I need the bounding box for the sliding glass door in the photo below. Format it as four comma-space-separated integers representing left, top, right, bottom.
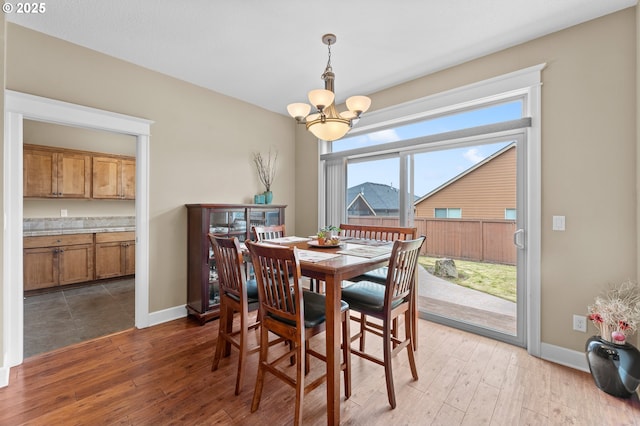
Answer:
410, 136, 525, 346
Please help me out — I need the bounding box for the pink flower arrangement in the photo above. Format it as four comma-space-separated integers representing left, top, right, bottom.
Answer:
588, 280, 640, 344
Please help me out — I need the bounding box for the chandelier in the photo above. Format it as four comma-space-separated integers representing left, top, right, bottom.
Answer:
287, 34, 371, 142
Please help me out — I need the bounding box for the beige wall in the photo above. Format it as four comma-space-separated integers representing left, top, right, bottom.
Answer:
295, 9, 638, 351
6, 23, 296, 312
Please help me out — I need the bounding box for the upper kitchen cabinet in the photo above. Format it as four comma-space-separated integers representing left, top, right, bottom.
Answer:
24, 144, 136, 200
92, 156, 136, 200
24, 146, 91, 198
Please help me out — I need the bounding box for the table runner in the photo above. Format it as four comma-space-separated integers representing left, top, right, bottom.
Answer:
337, 246, 392, 258
296, 249, 341, 263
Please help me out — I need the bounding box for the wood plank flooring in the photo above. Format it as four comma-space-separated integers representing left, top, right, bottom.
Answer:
1, 315, 639, 425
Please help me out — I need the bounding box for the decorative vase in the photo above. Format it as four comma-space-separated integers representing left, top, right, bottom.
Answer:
585, 336, 640, 398
254, 194, 265, 204
263, 191, 273, 204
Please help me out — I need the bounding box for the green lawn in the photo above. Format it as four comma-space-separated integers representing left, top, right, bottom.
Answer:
418, 256, 517, 302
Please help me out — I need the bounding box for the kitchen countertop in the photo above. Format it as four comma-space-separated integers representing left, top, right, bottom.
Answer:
23, 216, 135, 237
24, 226, 135, 237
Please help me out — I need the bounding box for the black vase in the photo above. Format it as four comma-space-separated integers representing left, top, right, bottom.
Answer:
585, 336, 640, 398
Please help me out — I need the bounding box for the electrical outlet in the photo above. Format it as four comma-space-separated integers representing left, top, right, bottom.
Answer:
573, 314, 587, 332
60, 209, 68, 217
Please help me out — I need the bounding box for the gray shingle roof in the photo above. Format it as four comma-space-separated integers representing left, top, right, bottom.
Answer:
347, 182, 400, 211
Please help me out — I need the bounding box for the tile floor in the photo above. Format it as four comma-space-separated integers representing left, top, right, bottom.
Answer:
23, 278, 135, 358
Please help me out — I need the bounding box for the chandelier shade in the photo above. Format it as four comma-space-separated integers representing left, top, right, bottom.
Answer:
287, 34, 371, 142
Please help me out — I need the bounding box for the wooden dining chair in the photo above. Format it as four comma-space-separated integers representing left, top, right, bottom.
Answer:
339, 223, 417, 242
340, 236, 426, 409
253, 224, 323, 293
208, 233, 262, 395
246, 241, 351, 426
251, 224, 286, 241
339, 224, 420, 349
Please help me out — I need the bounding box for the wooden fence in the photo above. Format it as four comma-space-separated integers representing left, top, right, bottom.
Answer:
346, 216, 517, 265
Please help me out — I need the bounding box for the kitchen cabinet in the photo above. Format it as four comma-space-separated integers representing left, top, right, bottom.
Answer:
24, 234, 95, 291
24, 146, 91, 198
92, 156, 136, 199
185, 203, 286, 324
95, 231, 136, 279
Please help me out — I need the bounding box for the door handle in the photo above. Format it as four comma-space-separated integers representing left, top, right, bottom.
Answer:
513, 229, 525, 249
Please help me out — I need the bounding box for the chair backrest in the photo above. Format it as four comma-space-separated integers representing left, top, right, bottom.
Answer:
339, 224, 416, 242
245, 241, 302, 327
251, 224, 286, 241
384, 236, 426, 310
208, 233, 245, 299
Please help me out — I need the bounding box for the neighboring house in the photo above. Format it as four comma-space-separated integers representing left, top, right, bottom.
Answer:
414, 143, 516, 220
347, 182, 402, 216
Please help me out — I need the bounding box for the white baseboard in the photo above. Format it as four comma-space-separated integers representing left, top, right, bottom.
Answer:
147, 304, 188, 327
540, 342, 589, 372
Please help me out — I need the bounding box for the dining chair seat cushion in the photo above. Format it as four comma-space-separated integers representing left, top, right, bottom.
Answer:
341, 280, 404, 314
350, 267, 388, 284
268, 290, 349, 328
224, 278, 260, 303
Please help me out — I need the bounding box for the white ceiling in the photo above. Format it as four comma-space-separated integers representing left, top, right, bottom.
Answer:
7, 0, 637, 115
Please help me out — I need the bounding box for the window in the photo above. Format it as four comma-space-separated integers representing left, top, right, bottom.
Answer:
333, 99, 523, 153
505, 208, 516, 220
435, 208, 462, 218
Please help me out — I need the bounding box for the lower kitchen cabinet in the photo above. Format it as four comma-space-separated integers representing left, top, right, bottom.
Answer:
95, 231, 136, 279
24, 234, 95, 291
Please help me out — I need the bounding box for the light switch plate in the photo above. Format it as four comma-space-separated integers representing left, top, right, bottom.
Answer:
552, 215, 565, 231
60, 209, 68, 217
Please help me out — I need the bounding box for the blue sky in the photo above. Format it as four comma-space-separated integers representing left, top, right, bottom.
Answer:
337, 101, 521, 197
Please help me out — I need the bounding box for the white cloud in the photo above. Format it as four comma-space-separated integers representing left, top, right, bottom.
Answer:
463, 148, 484, 164
367, 129, 401, 143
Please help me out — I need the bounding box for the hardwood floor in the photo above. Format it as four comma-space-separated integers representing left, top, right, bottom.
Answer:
1, 315, 638, 425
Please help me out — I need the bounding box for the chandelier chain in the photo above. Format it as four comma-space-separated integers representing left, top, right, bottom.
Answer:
322, 39, 333, 79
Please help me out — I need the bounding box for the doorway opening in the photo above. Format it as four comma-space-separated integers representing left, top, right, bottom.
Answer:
4, 90, 152, 372
22, 120, 137, 357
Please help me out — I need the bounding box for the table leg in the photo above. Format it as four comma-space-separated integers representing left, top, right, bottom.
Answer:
324, 275, 341, 425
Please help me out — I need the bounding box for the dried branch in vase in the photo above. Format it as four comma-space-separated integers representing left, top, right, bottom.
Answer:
253, 148, 278, 192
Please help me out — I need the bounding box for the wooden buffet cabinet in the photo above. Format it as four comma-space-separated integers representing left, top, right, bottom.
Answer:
24, 144, 135, 200
185, 203, 286, 324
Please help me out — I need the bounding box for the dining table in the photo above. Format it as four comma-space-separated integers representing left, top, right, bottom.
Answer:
255, 236, 394, 425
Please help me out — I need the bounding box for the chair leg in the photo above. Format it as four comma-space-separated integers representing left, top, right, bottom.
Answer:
251, 326, 269, 412
391, 317, 399, 349
359, 314, 367, 352
211, 305, 229, 372
294, 338, 305, 426
224, 305, 234, 357
405, 310, 418, 380
304, 341, 310, 375
342, 310, 352, 399
412, 287, 418, 351
383, 319, 397, 409
235, 307, 249, 395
